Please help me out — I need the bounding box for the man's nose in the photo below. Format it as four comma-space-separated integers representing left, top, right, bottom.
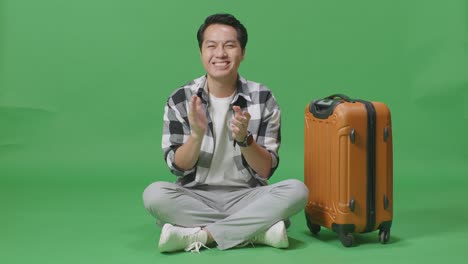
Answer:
215, 46, 227, 57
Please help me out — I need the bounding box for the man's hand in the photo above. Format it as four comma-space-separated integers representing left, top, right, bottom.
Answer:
229, 105, 271, 178
229, 105, 251, 142
188, 95, 207, 139
173, 95, 207, 171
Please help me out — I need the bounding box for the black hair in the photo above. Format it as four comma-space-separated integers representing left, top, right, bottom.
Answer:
197, 13, 248, 50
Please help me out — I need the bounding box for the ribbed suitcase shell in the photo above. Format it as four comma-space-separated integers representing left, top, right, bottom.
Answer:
304, 99, 393, 246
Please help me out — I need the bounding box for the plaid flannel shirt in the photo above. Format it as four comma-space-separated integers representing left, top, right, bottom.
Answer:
162, 75, 281, 187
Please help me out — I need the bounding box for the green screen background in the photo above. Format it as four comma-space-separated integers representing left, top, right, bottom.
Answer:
1, 0, 467, 263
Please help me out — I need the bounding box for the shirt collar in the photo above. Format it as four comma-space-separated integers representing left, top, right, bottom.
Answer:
195, 75, 252, 105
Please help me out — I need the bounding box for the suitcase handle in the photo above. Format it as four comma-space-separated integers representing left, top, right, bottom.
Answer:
326, 94, 355, 102
309, 94, 354, 119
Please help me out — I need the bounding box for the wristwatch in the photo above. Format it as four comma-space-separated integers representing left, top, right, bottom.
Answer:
236, 131, 253, 147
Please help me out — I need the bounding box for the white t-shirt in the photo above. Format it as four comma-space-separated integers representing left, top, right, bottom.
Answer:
203, 92, 251, 187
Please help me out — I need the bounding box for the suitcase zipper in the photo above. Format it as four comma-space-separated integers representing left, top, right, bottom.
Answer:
358, 100, 377, 232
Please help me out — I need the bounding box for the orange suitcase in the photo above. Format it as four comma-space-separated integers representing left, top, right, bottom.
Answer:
304, 94, 393, 247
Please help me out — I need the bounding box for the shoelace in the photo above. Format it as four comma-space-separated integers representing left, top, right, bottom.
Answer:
184, 241, 210, 253
236, 233, 264, 248
235, 240, 255, 248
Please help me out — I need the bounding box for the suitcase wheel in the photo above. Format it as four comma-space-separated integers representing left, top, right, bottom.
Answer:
378, 229, 390, 244
305, 212, 321, 235
338, 232, 355, 247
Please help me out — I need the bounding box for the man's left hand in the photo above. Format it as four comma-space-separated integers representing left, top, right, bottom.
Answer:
229, 105, 251, 142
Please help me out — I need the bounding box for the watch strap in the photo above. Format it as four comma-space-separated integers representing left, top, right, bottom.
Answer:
236, 131, 252, 147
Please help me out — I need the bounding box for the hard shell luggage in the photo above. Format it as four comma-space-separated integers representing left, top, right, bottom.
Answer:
304, 94, 393, 247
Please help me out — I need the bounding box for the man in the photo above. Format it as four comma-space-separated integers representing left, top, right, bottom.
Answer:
143, 13, 308, 253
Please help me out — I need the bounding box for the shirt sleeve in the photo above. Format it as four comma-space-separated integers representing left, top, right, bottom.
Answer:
161, 95, 197, 177
256, 92, 281, 179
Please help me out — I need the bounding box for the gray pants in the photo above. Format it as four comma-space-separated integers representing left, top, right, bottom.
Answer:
142, 179, 309, 250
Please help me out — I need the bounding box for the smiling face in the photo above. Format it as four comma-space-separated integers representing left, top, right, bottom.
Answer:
200, 24, 245, 83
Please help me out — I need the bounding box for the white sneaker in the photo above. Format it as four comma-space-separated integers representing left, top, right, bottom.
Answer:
158, 224, 209, 253
250, 221, 289, 248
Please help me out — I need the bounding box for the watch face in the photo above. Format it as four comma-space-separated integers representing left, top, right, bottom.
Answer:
247, 133, 253, 146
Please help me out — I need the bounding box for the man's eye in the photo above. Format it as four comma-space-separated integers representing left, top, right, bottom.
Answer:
226, 45, 234, 48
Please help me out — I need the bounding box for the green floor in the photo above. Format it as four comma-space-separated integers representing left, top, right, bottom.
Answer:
2, 157, 467, 264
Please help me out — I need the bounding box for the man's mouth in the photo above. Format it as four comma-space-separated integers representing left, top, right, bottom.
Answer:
212, 61, 230, 67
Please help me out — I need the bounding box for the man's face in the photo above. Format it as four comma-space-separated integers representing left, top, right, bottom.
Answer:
200, 24, 245, 82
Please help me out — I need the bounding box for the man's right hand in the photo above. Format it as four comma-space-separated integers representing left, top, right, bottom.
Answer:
173, 95, 207, 171
188, 95, 207, 139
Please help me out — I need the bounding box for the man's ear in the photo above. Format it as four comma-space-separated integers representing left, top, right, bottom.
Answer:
241, 48, 246, 60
